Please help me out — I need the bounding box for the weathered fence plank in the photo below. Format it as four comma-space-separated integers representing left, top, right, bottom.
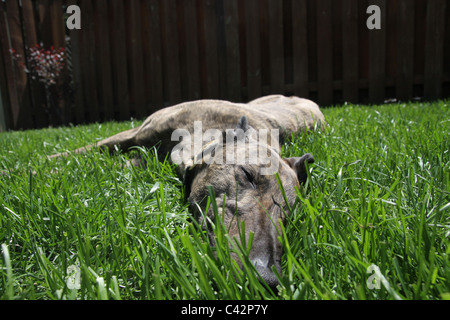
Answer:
94, 0, 113, 121
22, 0, 48, 128
126, 0, 146, 117
0, 7, 12, 131
368, 0, 387, 104
109, 0, 130, 121
267, 0, 285, 95
396, 0, 415, 101
424, 0, 446, 99
161, 0, 182, 105
79, 0, 99, 122
316, 0, 334, 105
223, 0, 242, 102
342, 0, 359, 103
181, 0, 201, 102
142, 0, 164, 113
292, 0, 309, 98
200, 0, 220, 99
245, 0, 262, 100
5, 0, 32, 129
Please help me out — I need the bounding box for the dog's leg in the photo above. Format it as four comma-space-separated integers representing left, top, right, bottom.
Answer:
48, 127, 140, 159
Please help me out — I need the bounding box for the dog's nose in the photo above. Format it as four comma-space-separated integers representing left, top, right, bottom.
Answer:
251, 258, 280, 289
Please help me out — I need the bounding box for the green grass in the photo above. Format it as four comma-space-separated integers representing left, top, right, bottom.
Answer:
0, 101, 449, 300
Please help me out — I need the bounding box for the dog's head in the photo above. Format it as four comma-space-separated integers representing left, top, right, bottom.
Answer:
180, 117, 314, 288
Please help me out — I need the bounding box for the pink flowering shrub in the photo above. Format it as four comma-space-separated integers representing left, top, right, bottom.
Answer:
11, 43, 70, 125
11, 44, 66, 87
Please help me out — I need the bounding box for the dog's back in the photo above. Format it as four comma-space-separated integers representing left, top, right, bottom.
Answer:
50, 95, 324, 168
134, 95, 324, 153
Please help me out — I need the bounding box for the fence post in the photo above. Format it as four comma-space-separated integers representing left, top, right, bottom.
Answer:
0, 88, 5, 132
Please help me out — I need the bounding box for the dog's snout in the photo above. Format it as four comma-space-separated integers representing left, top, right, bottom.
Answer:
251, 257, 280, 289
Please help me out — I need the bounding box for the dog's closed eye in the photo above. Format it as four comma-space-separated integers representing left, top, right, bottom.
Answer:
241, 167, 256, 189
272, 196, 281, 208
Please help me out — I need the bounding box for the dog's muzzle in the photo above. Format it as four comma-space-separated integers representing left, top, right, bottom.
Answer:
251, 256, 281, 289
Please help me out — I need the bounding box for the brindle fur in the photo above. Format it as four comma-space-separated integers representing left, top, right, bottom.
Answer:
50, 95, 325, 288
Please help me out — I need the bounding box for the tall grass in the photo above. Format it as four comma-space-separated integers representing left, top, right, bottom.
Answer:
0, 101, 448, 300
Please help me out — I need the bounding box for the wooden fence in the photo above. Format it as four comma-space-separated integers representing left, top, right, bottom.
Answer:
0, 0, 449, 131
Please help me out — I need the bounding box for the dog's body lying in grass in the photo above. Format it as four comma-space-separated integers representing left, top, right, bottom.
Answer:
50, 94, 325, 288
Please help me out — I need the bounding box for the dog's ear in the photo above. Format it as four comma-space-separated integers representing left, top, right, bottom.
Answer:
284, 153, 314, 184
237, 116, 250, 132
226, 116, 257, 142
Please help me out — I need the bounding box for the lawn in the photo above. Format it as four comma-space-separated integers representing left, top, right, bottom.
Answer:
0, 100, 449, 300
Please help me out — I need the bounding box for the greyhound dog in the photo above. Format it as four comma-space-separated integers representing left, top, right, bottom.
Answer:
50, 95, 325, 288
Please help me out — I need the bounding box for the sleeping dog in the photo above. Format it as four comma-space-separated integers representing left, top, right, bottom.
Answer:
50, 95, 325, 288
